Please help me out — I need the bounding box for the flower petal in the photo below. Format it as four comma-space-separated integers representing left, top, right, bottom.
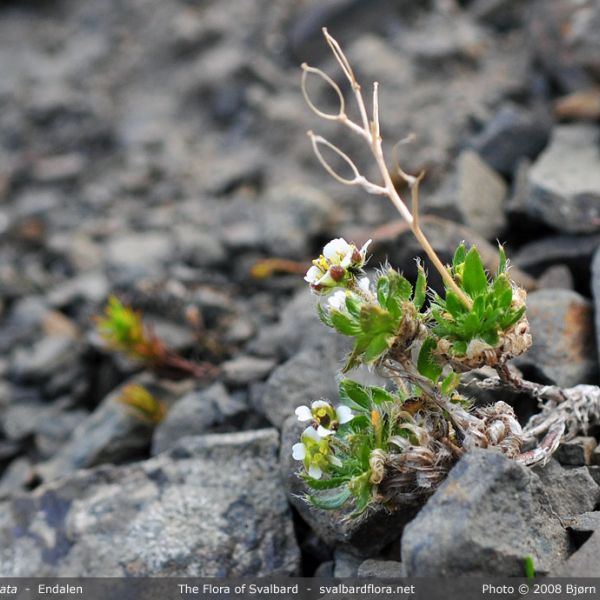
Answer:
329, 455, 343, 468
317, 425, 334, 437
336, 405, 354, 424
292, 443, 306, 461
304, 265, 322, 283
308, 464, 323, 479
358, 277, 370, 293
327, 290, 346, 311
359, 239, 372, 256
301, 426, 321, 442
323, 238, 350, 261
311, 400, 331, 410
295, 405, 313, 422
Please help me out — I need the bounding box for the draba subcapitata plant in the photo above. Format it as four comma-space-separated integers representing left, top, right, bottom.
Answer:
292, 29, 600, 516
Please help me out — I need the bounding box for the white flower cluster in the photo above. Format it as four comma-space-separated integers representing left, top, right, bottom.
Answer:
291, 400, 353, 479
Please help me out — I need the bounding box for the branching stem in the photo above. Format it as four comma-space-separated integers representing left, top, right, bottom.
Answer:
302, 28, 472, 309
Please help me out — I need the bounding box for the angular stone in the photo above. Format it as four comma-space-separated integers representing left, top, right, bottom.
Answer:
280, 416, 418, 556
534, 459, 600, 517
525, 125, 600, 233
454, 150, 507, 240
0, 430, 300, 576
221, 355, 276, 386
358, 559, 406, 578
513, 289, 597, 387
555, 437, 597, 466
470, 104, 550, 176
401, 449, 571, 576
152, 382, 246, 455
37, 374, 193, 482
551, 533, 600, 577
260, 346, 341, 429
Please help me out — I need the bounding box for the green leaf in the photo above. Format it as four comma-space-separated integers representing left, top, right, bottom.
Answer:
370, 386, 395, 405
330, 311, 361, 336
376, 276, 389, 306
417, 337, 442, 382
497, 244, 507, 275
462, 247, 489, 298
388, 270, 412, 302
445, 291, 466, 317
338, 379, 371, 411
480, 329, 499, 346
364, 334, 391, 363
345, 295, 362, 319
316, 303, 333, 328
303, 475, 349, 490
342, 415, 371, 432
472, 294, 486, 318
492, 274, 512, 309
452, 243, 466, 268
308, 486, 352, 510
452, 340, 468, 355
359, 305, 395, 336
413, 265, 427, 310
441, 371, 461, 395
499, 306, 525, 330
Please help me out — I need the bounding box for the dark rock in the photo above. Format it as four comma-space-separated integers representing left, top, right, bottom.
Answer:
9, 335, 80, 384
469, 0, 526, 30
513, 289, 597, 387
470, 104, 550, 177
401, 449, 571, 576
280, 416, 418, 556
333, 549, 362, 578
151, 382, 246, 455
588, 466, 600, 486
314, 561, 334, 577
514, 232, 600, 294
592, 444, 600, 466
551, 533, 600, 577
358, 559, 406, 578
0, 430, 300, 576
221, 356, 276, 386
260, 346, 341, 429
37, 375, 193, 482
534, 459, 600, 517
555, 437, 597, 467
525, 125, 600, 233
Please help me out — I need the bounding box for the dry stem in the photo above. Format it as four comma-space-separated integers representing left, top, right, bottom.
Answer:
302, 28, 472, 309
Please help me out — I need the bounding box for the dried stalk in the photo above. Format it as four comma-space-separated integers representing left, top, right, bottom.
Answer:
302, 28, 472, 310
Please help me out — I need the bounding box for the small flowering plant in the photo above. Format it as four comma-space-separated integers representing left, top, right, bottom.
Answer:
289, 29, 586, 517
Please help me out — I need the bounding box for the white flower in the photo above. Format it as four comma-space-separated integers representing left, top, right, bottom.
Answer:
358, 276, 370, 293
323, 238, 354, 266
295, 405, 313, 422
304, 265, 322, 284
327, 290, 347, 311
308, 464, 323, 479
291, 443, 306, 460
336, 405, 354, 424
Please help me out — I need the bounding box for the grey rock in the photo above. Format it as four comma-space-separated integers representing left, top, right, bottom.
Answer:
37, 375, 193, 482
537, 265, 574, 291
555, 437, 597, 467
592, 444, 600, 466
401, 449, 571, 576
588, 466, 600, 486
260, 346, 340, 429
34, 409, 89, 460
513, 289, 597, 387
47, 272, 109, 308
2, 401, 49, 442
9, 335, 80, 384
333, 549, 362, 578
280, 416, 418, 556
534, 459, 600, 517
551, 533, 600, 577
470, 104, 550, 176
454, 150, 507, 240
221, 355, 276, 386
567, 511, 600, 534
591, 247, 600, 368
0, 430, 300, 576
358, 559, 406, 578
314, 561, 334, 577
152, 382, 246, 455
0, 296, 48, 353
106, 232, 173, 274
0, 457, 32, 498
525, 125, 600, 233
